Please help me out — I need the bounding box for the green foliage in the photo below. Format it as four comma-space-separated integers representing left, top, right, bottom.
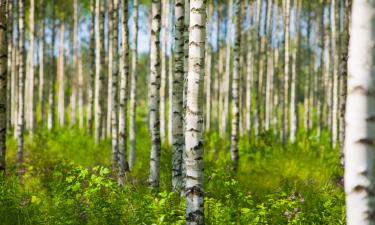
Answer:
1, 126, 344, 224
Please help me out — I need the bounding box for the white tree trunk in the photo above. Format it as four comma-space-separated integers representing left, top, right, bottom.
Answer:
185, 0, 206, 223
168, 25, 174, 144
118, 0, 129, 186
70, 0, 78, 127
331, 0, 339, 148
57, 22, 65, 127
38, 0, 45, 127
282, 0, 290, 144
78, 58, 83, 129
245, 4, 254, 136
6, 0, 12, 133
345, 0, 375, 223
106, 0, 114, 137
110, 0, 119, 173
254, 0, 261, 137
94, 0, 105, 143
148, 0, 162, 188
230, 0, 241, 169
47, 0, 56, 130
87, 0, 95, 135
264, 0, 273, 131
221, 0, 232, 136
339, 0, 351, 163
0, 0, 7, 171
289, 0, 301, 143
160, 0, 169, 143
128, 0, 138, 171
27, 0, 35, 132
172, 0, 184, 192
205, 1, 212, 131
17, 0, 25, 178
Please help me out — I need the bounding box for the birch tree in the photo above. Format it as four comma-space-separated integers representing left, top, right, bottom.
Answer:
148, 0, 162, 189
289, 0, 301, 142
230, 0, 241, 169
129, 0, 138, 171
118, 0, 129, 186
57, 21, 65, 127
87, 0, 95, 135
38, 0, 45, 127
344, 0, 375, 223
185, 0, 206, 223
110, 0, 119, 173
0, 0, 7, 171
221, 0, 232, 136
70, 0, 78, 127
331, 0, 339, 147
27, 0, 35, 132
160, 0, 169, 142
282, 0, 290, 144
172, 0, 184, 192
6, 0, 11, 133
205, 0, 212, 131
17, 0, 25, 177
48, 0, 56, 130
94, 0, 105, 143
339, 0, 351, 162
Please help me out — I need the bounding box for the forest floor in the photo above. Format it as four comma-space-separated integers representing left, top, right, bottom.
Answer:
0, 118, 344, 224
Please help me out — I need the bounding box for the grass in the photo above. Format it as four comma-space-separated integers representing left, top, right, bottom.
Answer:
1, 119, 344, 224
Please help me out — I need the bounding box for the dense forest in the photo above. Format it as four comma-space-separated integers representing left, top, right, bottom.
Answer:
0, 0, 371, 224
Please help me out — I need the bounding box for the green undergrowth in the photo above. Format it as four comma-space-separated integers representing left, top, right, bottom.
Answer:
0, 124, 344, 224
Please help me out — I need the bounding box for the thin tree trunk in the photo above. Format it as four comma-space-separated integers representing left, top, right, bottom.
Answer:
28, 0, 35, 132
94, 0, 105, 143
57, 22, 65, 127
331, 0, 339, 148
107, 0, 114, 137
160, 0, 169, 143
344, 0, 375, 223
273, 47, 279, 137
16, 0, 25, 179
230, 0, 241, 170
118, 0, 129, 186
128, 0, 138, 171
326, 6, 333, 134
110, 0, 119, 173
185, 0, 206, 223
245, 3, 254, 136
339, 0, 351, 164
221, 0, 232, 136
289, 0, 301, 142
11, 4, 17, 131
148, 0, 162, 189
254, 0, 261, 137
181, 0, 189, 189
205, 0, 212, 131
172, 0, 184, 192
213, 0, 221, 132
47, 0, 56, 130
87, 0, 95, 135
0, 0, 7, 171
318, 0, 325, 138
38, 0, 45, 127
282, 0, 290, 144
71, 0, 78, 127
168, 6, 174, 144
78, 58, 83, 128
6, 0, 12, 133
264, 0, 273, 131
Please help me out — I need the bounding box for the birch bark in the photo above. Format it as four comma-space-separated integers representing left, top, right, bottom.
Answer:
185, 0, 206, 223
345, 0, 375, 223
